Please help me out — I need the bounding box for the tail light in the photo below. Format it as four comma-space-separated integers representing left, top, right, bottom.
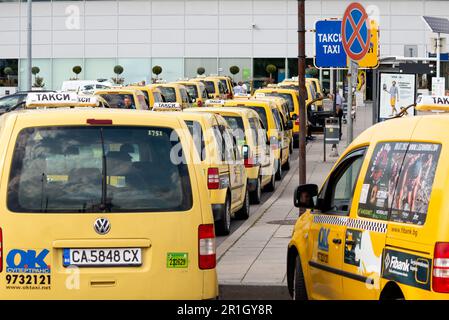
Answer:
433, 242, 449, 293
242, 145, 254, 168
197, 100, 203, 107
199, 224, 216, 270
0, 228, 3, 272
87, 119, 113, 125
207, 168, 220, 189
295, 119, 300, 126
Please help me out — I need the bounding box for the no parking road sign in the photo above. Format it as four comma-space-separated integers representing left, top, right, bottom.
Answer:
342, 2, 371, 61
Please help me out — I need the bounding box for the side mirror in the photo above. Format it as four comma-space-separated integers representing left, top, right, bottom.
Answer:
286, 120, 293, 130
291, 114, 298, 120
208, 94, 214, 99
294, 184, 318, 209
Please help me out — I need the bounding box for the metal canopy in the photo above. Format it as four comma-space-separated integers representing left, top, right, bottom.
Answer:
422, 16, 449, 34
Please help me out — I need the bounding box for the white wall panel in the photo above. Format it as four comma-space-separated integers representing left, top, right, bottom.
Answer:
253, 0, 287, 15
152, 29, 184, 43
186, 30, 218, 44
53, 44, 84, 58
118, 1, 151, 15
219, 29, 252, 44
85, 16, 118, 30
84, 1, 117, 16
185, 15, 218, 29
151, 15, 184, 29
151, 44, 185, 57
118, 30, 150, 43
185, 0, 218, 15
152, 1, 185, 15
219, 15, 252, 29
53, 30, 84, 44
85, 44, 117, 58
218, 1, 252, 15
85, 30, 117, 44
118, 16, 150, 30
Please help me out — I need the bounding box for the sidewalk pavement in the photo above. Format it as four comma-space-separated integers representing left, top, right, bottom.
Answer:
217, 102, 373, 300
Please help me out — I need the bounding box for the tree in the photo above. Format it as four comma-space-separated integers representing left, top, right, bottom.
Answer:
229, 66, 240, 80
34, 76, 45, 88
113, 65, 124, 84
306, 66, 319, 78
197, 67, 205, 76
31, 66, 40, 85
266, 64, 277, 81
72, 65, 82, 80
152, 65, 163, 80
3, 67, 14, 86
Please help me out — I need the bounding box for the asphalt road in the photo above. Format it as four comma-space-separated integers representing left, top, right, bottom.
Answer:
216, 149, 299, 247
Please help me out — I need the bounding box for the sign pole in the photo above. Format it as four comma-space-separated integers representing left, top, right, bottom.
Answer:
27, 0, 32, 91
347, 62, 354, 145
437, 32, 441, 78
298, 0, 307, 185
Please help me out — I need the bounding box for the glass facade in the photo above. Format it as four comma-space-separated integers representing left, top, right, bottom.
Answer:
0, 59, 18, 87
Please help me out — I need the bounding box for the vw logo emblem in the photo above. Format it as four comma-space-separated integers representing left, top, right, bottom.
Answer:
94, 218, 111, 235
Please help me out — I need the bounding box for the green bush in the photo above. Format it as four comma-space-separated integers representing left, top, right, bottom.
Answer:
229, 66, 240, 75
197, 67, 205, 75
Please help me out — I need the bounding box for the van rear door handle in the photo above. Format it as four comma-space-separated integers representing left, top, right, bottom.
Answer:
346, 240, 356, 246
332, 238, 342, 245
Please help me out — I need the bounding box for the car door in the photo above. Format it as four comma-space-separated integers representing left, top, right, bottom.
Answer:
307, 148, 366, 299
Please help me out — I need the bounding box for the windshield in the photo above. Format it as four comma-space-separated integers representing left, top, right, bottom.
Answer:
97, 93, 136, 109
0, 94, 24, 110
7, 126, 192, 213
205, 81, 215, 94
248, 107, 268, 130
153, 91, 164, 103
223, 116, 246, 144
158, 87, 177, 102
184, 84, 198, 99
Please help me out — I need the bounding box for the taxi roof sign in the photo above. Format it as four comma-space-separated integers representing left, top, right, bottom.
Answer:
26, 92, 79, 108
152, 102, 182, 111
204, 99, 225, 106
416, 95, 449, 111
77, 95, 100, 107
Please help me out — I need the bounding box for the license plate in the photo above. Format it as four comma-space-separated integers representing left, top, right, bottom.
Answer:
63, 248, 142, 267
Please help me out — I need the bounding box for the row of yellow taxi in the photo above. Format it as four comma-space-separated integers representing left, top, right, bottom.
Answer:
0, 70, 303, 299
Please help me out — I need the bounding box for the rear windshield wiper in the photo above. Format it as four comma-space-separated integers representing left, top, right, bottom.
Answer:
99, 128, 110, 212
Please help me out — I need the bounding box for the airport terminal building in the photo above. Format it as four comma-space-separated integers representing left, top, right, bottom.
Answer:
0, 0, 448, 91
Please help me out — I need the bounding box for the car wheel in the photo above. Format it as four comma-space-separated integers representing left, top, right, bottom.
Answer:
235, 188, 250, 220
215, 196, 231, 236
275, 159, 282, 180
249, 177, 262, 204
283, 155, 290, 171
293, 137, 299, 148
293, 255, 308, 300
264, 168, 276, 192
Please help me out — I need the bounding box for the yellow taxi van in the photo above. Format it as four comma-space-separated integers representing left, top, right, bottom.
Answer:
22, 92, 109, 110
250, 95, 294, 153
0, 105, 218, 299
126, 85, 164, 109
254, 88, 301, 148
94, 88, 149, 110
287, 95, 449, 300
174, 109, 250, 236
187, 107, 275, 204
205, 75, 234, 99
224, 99, 291, 181
153, 83, 193, 109
175, 81, 208, 107
191, 78, 227, 100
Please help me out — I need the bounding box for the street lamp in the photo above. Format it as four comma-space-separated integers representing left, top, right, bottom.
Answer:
422, 16, 449, 78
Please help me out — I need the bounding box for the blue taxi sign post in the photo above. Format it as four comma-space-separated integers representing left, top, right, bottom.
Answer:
315, 20, 347, 68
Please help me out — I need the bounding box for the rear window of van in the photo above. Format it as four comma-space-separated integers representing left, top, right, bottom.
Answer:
248, 106, 268, 130
358, 142, 441, 225
7, 126, 192, 213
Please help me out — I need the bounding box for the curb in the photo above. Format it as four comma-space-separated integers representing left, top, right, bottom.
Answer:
217, 151, 300, 261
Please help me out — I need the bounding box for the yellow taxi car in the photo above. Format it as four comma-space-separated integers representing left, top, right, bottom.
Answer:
94, 88, 149, 110
191, 77, 226, 100
0, 103, 218, 299
254, 88, 301, 148
250, 95, 294, 153
153, 83, 193, 109
175, 109, 250, 236
205, 75, 234, 99
224, 99, 291, 180
175, 80, 208, 107
126, 85, 164, 109
287, 95, 449, 300
187, 107, 275, 204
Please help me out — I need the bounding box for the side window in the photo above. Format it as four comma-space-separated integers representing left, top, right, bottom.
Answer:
358, 142, 441, 226
184, 120, 206, 161
180, 89, 188, 103
248, 118, 259, 145
137, 95, 148, 109
222, 127, 236, 162
317, 149, 366, 215
272, 109, 282, 131
218, 82, 225, 94
212, 125, 225, 162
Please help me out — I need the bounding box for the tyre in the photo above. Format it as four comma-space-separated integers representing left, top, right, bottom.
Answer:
215, 196, 231, 236
293, 137, 299, 148
264, 169, 276, 192
249, 177, 262, 204
282, 155, 290, 171
235, 188, 250, 220
293, 256, 308, 300
275, 159, 282, 180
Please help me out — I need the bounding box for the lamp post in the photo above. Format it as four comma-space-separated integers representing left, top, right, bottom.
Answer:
298, 0, 306, 185
27, 0, 32, 91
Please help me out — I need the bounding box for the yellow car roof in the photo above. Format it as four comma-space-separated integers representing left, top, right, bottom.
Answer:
95, 88, 141, 95
224, 99, 271, 108
187, 106, 259, 117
